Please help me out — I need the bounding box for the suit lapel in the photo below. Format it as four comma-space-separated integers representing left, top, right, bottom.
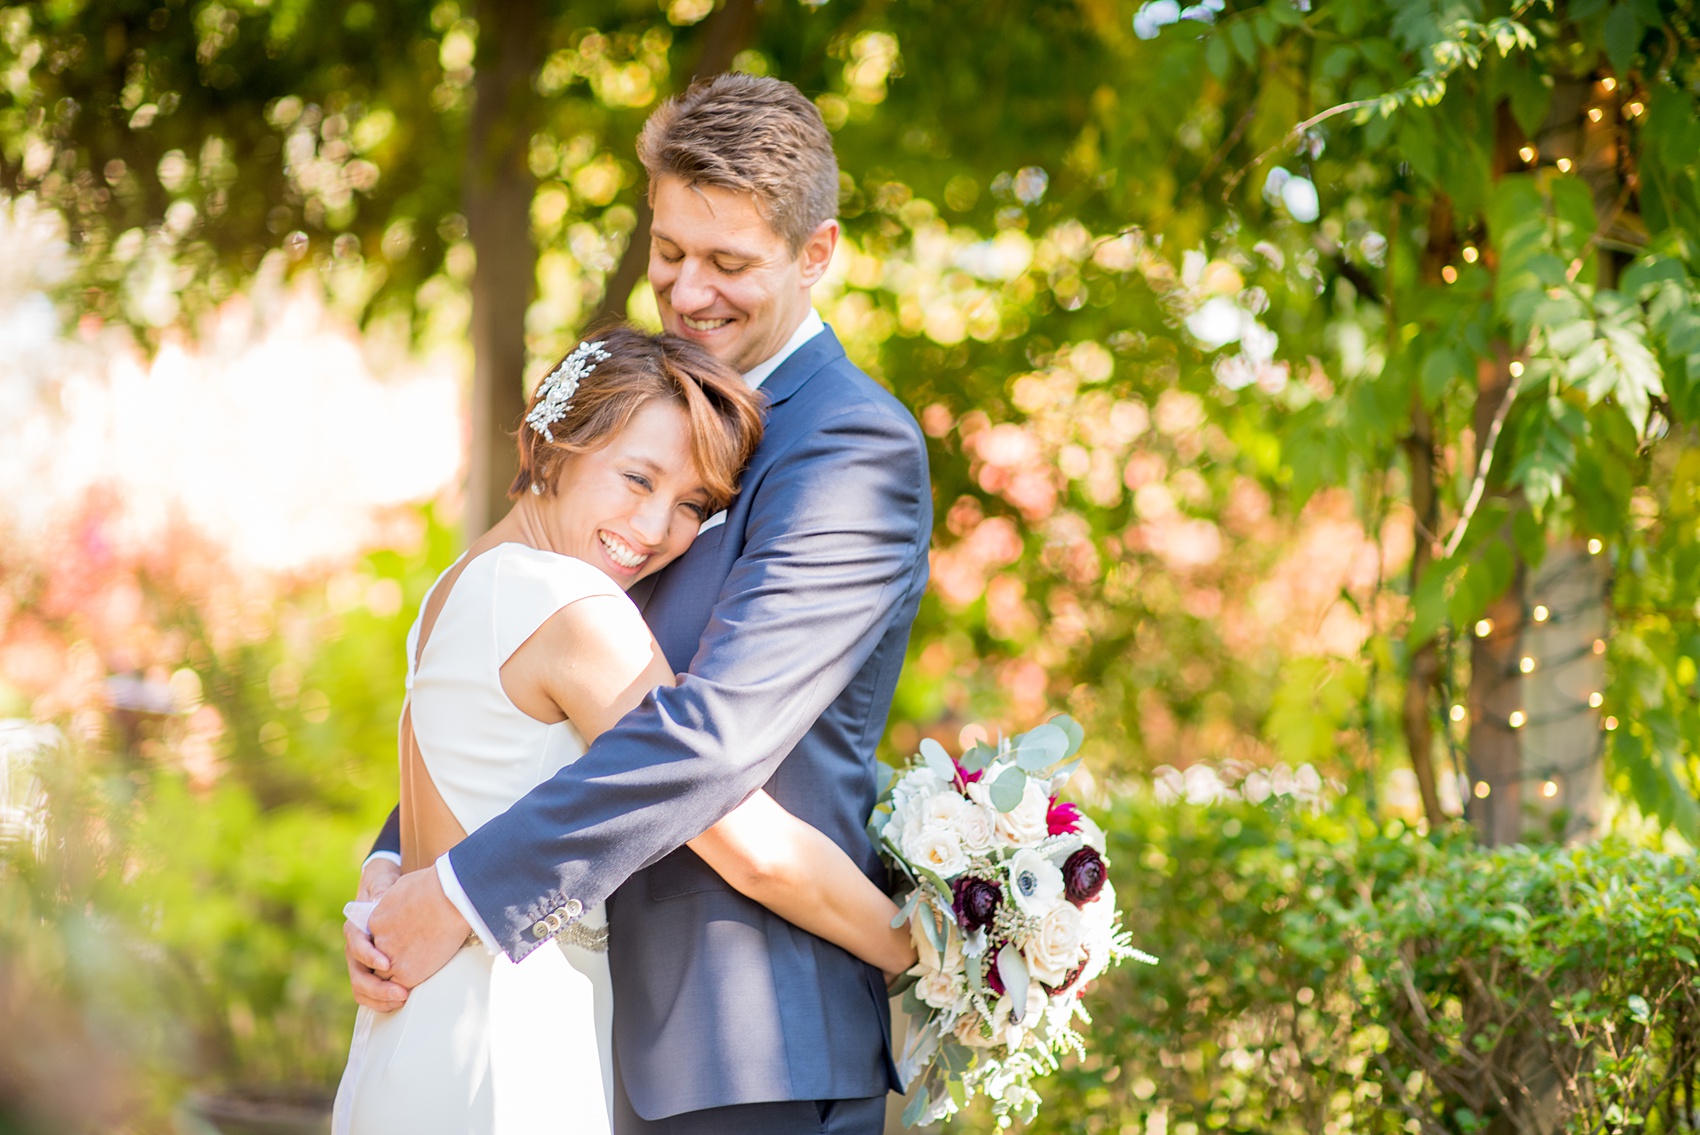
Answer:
754, 325, 846, 411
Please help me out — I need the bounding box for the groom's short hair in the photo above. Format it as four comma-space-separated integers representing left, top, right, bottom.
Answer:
636, 73, 838, 252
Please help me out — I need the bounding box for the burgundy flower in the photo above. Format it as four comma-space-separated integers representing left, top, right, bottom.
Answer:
984, 946, 1008, 996
1046, 797, 1082, 836
953, 758, 984, 787
953, 876, 1002, 931
1062, 847, 1106, 906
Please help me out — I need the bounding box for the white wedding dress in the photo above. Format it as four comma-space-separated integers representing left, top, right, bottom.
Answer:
333, 543, 624, 1135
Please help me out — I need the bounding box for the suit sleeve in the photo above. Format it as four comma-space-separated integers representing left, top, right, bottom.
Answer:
447, 404, 930, 960
369, 805, 401, 859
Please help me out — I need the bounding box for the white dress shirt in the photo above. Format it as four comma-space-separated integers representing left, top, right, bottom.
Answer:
367, 310, 828, 953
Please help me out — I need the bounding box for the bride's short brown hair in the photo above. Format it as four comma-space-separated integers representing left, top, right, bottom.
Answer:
510, 324, 763, 511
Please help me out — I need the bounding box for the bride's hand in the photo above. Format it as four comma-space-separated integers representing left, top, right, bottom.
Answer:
347, 858, 409, 1012
358, 857, 402, 902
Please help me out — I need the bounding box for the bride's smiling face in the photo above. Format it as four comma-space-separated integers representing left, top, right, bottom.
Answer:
540, 398, 712, 588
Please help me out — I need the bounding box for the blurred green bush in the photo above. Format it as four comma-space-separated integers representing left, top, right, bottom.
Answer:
0, 514, 456, 1132
1005, 794, 1700, 1134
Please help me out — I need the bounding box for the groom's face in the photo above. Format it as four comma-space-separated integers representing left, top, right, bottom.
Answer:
649, 175, 837, 374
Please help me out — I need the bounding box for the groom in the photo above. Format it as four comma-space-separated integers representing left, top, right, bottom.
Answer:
348, 73, 930, 1134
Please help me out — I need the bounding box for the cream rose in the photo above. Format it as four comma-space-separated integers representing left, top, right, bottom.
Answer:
916, 968, 965, 1012
952, 801, 998, 854
1023, 901, 1087, 986
995, 779, 1052, 846
903, 824, 968, 878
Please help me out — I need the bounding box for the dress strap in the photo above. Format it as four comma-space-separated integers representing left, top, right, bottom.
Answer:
491, 548, 627, 666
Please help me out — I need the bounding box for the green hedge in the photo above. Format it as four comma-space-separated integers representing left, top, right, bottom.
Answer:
998, 797, 1700, 1135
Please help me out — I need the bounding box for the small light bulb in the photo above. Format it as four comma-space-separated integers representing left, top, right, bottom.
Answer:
1556, 157, 1574, 173
1593, 639, 1606, 655
1462, 245, 1479, 263
1605, 715, 1619, 731
1627, 101, 1644, 117
1475, 619, 1494, 638
1601, 77, 1618, 92
1475, 781, 1491, 799
1542, 780, 1559, 798
1450, 704, 1467, 723
1519, 657, 1536, 674
1589, 692, 1603, 708
1588, 538, 1603, 555
1442, 265, 1459, 284
1509, 361, 1525, 377
1519, 145, 1537, 163
1588, 107, 1604, 122
1532, 605, 1549, 622
1509, 710, 1527, 728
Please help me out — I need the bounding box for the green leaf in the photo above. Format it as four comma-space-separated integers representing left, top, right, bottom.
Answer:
1015, 722, 1068, 769
919, 737, 955, 782
1602, 3, 1643, 75
1407, 560, 1451, 650
1050, 714, 1086, 758
1206, 34, 1232, 80
989, 765, 1029, 812
1421, 345, 1464, 408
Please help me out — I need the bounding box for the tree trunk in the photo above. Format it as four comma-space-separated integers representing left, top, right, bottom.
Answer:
1401, 193, 1453, 831
590, 0, 763, 328
464, 0, 545, 541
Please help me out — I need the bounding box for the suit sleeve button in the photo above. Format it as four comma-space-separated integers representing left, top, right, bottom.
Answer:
532, 922, 550, 939
564, 899, 583, 918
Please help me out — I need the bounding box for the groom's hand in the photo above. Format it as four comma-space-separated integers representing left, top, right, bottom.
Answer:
368, 866, 471, 991
347, 857, 407, 1012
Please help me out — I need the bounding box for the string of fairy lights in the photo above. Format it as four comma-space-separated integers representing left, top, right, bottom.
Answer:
1434, 539, 1613, 809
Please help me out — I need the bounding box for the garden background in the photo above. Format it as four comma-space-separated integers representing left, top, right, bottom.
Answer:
3, 0, 1700, 1131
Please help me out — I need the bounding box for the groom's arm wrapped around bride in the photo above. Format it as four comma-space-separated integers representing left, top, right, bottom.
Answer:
370, 328, 932, 1120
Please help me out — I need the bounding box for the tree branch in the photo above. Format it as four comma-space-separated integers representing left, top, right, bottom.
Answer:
1441, 373, 1519, 560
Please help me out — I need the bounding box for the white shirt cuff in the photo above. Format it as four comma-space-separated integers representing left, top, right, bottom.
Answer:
436, 853, 501, 956
363, 850, 402, 870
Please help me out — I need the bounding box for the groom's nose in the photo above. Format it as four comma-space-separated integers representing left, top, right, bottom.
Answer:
668, 258, 719, 315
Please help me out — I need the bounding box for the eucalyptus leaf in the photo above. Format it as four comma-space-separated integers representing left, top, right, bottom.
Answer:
891, 888, 921, 929
1050, 713, 1086, 758
989, 764, 1030, 813
1015, 722, 1068, 770
919, 737, 956, 782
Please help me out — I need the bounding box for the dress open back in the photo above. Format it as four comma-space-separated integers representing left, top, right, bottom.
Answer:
333, 543, 626, 1135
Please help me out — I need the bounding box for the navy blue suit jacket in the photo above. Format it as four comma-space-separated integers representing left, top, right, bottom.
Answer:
380, 327, 930, 1119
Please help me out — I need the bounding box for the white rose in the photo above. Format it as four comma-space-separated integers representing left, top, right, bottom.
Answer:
922, 790, 969, 829
1007, 847, 1065, 918
903, 825, 968, 878
954, 1010, 1000, 1049
916, 968, 966, 1011
963, 773, 1050, 847
952, 802, 998, 854
995, 779, 1052, 846
1023, 901, 1087, 986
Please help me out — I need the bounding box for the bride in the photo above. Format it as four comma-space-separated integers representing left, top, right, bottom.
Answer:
332, 325, 916, 1134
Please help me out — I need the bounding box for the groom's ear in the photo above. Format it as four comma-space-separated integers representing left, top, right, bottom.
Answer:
796, 218, 840, 287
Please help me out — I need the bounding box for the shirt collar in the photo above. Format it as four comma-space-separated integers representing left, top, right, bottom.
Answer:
741, 309, 825, 391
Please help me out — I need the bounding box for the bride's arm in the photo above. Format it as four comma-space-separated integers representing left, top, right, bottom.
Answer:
509, 594, 917, 977
686, 796, 917, 976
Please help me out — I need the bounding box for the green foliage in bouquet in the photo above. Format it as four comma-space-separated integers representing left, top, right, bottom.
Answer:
996, 791, 1700, 1135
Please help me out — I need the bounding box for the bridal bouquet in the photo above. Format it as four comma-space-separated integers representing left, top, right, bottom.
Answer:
874, 716, 1154, 1127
